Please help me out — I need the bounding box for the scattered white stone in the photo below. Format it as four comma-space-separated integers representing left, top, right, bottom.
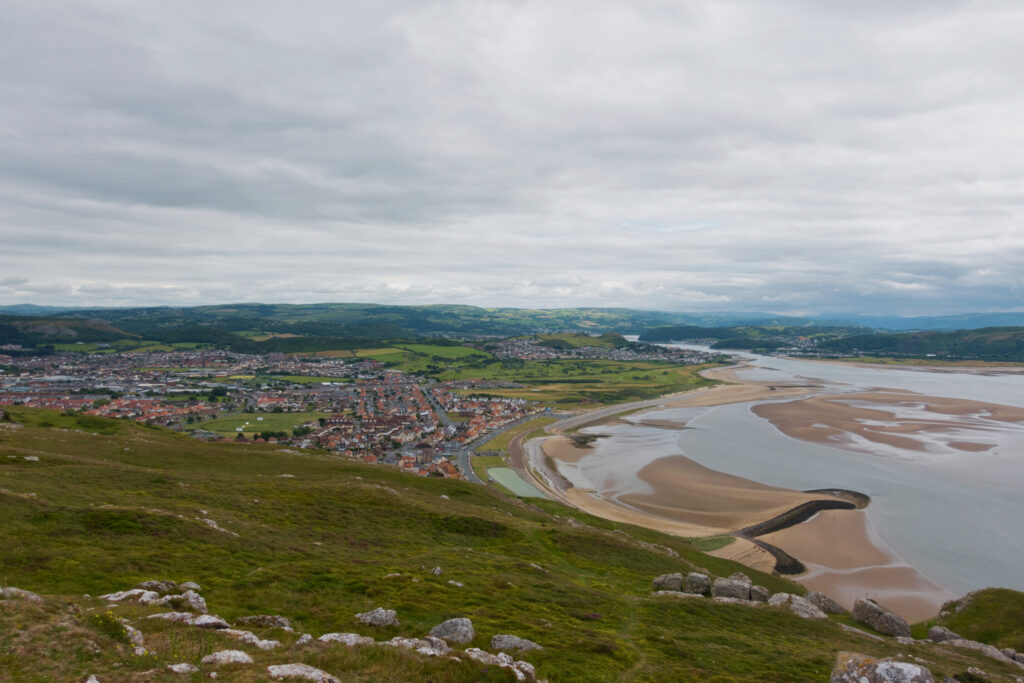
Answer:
430, 566, 442, 576
86, 676, 100, 683
266, 663, 339, 682
201, 649, 253, 666
383, 573, 402, 579
167, 663, 200, 674
192, 614, 230, 629
122, 623, 144, 646
384, 636, 450, 656
221, 628, 280, 650
277, 474, 295, 478
133, 645, 147, 656
447, 580, 464, 588
99, 588, 161, 605
160, 590, 208, 613
23, 455, 39, 462
440, 494, 449, 500
0, 587, 43, 602
464, 648, 536, 681
179, 581, 202, 592
200, 518, 239, 537
355, 607, 399, 627
294, 634, 313, 646
651, 590, 703, 598
147, 611, 195, 623
492, 634, 543, 651
317, 632, 375, 646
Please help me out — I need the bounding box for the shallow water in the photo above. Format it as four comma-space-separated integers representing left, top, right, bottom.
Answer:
575, 349, 1024, 595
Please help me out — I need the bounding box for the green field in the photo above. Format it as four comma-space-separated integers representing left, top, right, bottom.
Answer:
474, 416, 557, 455
1, 407, 1019, 681
191, 411, 331, 436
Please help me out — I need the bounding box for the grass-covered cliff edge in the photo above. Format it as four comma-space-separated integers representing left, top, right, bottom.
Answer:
2, 408, 1022, 681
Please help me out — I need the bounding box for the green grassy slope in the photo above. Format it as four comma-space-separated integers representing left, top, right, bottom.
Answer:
1, 408, 1020, 681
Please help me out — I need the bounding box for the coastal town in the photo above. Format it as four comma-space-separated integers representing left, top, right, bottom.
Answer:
0, 336, 719, 481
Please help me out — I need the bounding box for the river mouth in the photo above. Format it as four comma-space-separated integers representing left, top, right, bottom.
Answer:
542, 348, 1024, 621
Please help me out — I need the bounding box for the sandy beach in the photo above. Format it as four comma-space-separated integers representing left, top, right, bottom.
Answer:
531, 360, 966, 621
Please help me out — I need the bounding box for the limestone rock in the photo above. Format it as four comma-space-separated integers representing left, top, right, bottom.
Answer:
839, 624, 885, 641
355, 607, 399, 627
192, 614, 230, 629
768, 593, 827, 619
852, 598, 911, 637
464, 648, 536, 681
711, 578, 751, 600
927, 625, 961, 643
221, 628, 280, 650
652, 591, 703, 599
749, 586, 771, 602
384, 636, 450, 656
99, 588, 161, 605
0, 587, 43, 602
160, 590, 208, 613
713, 597, 762, 607
728, 572, 752, 585
430, 566, 443, 576
122, 623, 144, 647
829, 651, 934, 682
942, 639, 1017, 665
179, 581, 202, 592
429, 617, 475, 644
236, 614, 293, 630
85, 676, 99, 683
201, 649, 254, 666
167, 663, 200, 674
939, 592, 977, 619
652, 573, 683, 592
267, 663, 340, 682
683, 573, 711, 595
147, 611, 195, 623
295, 634, 313, 646
807, 591, 848, 615
134, 580, 178, 594
492, 634, 543, 652
318, 632, 375, 646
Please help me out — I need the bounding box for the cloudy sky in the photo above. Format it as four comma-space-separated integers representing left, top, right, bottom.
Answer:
2, 1, 1023, 315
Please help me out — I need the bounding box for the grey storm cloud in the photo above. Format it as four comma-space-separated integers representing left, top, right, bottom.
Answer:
1, 0, 1023, 314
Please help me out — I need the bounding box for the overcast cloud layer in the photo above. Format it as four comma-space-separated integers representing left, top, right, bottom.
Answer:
2, 1, 1023, 315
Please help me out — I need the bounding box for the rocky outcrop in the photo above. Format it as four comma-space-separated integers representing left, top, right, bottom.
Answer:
221, 628, 280, 650
728, 572, 752, 585
236, 615, 293, 630
652, 573, 683, 591
464, 648, 537, 681
267, 663, 340, 682
355, 607, 398, 627
852, 598, 911, 637
146, 612, 228, 629
711, 578, 751, 600
429, 617, 475, 644
179, 581, 201, 592
134, 580, 179, 594
683, 573, 711, 595
0, 587, 43, 602
384, 636, 450, 656
160, 589, 207, 613
926, 625, 961, 643
939, 592, 977, 619
806, 591, 847, 615
200, 649, 254, 666
829, 651, 934, 682
767, 593, 827, 620
318, 632, 375, 646
99, 588, 161, 605
166, 663, 199, 674
492, 634, 542, 652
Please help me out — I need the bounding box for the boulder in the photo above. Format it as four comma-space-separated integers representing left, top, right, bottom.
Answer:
749, 586, 771, 602
192, 614, 230, 629
0, 587, 43, 602
99, 588, 161, 605
200, 650, 253, 666
160, 590, 207, 613
767, 593, 827, 619
465, 648, 537, 681
294, 634, 313, 646
927, 625, 961, 643
179, 581, 201, 592
492, 634, 543, 651
267, 663, 340, 682
711, 578, 750, 600
683, 573, 711, 595
221, 628, 280, 650
134, 580, 178, 594
429, 617, 475, 644
147, 611, 195, 623
652, 573, 683, 592
806, 591, 848, 615
829, 651, 934, 682
167, 663, 200, 674
852, 598, 911, 637
430, 566, 443, 576
318, 633, 375, 646
728, 572, 752, 585
384, 636, 450, 656
355, 607, 399, 627
236, 614, 293, 630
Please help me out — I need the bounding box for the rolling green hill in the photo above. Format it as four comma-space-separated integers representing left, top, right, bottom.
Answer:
817, 327, 1024, 362
1, 408, 1021, 681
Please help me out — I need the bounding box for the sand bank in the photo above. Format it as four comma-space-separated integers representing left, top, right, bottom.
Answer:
753, 390, 1024, 455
